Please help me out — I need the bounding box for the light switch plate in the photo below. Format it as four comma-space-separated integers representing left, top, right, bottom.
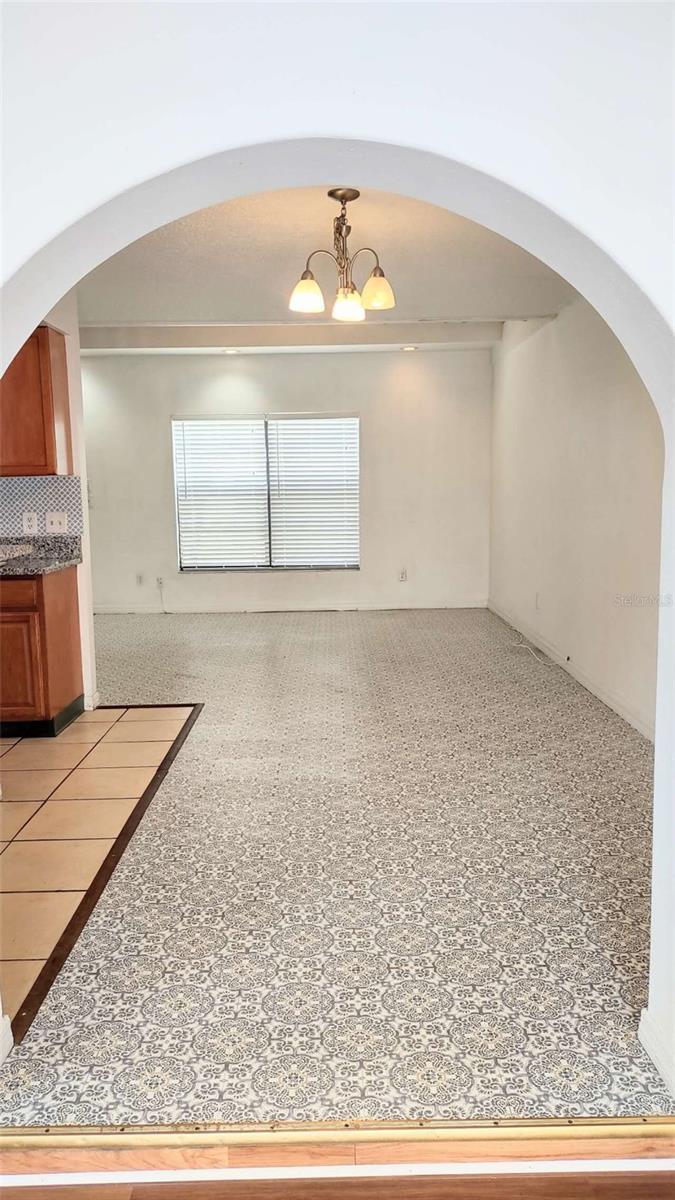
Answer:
45, 511, 68, 534
22, 512, 38, 535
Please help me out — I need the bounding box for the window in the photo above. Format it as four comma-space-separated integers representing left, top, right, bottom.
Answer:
172, 419, 269, 568
172, 416, 359, 570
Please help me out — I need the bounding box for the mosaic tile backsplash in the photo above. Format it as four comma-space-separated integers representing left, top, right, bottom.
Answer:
0, 475, 83, 536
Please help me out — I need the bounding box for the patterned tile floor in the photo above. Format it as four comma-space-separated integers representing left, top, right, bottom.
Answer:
1, 609, 673, 1125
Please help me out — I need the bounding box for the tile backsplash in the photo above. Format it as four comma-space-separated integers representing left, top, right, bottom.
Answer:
0, 475, 83, 536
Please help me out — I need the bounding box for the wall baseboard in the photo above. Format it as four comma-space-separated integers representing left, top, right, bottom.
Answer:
93, 599, 490, 615
488, 598, 655, 741
639, 1008, 675, 1097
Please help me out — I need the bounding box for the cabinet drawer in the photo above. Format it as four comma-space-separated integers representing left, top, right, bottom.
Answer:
0, 611, 45, 719
0, 577, 39, 611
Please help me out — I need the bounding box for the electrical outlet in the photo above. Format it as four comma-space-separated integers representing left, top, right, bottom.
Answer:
22, 512, 38, 535
45, 511, 68, 534
399, 567, 408, 582
136, 573, 144, 587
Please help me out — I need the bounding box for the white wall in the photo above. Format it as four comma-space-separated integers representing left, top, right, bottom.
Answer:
82, 350, 491, 613
3, 3, 672, 325
490, 299, 664, 739
44, 290, 98, 708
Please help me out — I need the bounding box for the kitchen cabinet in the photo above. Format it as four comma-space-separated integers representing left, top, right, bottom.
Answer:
0, 326, 73, 476
0, 568, 83, 734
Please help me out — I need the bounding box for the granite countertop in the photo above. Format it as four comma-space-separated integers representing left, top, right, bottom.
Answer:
0, 535, 82, 576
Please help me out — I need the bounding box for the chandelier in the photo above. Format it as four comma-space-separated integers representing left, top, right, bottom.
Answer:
289, 188, 396, 322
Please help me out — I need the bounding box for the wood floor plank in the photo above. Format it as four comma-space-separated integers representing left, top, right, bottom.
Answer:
228, 1141, 355, 1166
4, 1129, 675, 1178
2, 1162, 674, 1198
124, 1174, 675, 1199
1, 1188, 132, 1200
355, 1134, 675, 1163
0, 1147, 229, 1173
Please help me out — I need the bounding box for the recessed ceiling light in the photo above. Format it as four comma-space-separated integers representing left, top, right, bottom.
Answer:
401, 345, 417, 352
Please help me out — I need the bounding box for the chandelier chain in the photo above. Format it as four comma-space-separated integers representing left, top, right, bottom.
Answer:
334, 204, 351, 286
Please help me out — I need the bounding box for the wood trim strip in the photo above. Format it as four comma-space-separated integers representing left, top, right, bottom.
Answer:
2, 1116, 674, 1149
3, 1136, 671, 1174
9, 704, 203, 1042
7, 1139, 675, 1176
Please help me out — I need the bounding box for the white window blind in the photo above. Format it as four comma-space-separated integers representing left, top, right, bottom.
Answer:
267, 417, 360, 567
172, 419, 269, 568
172, 416, 359, 570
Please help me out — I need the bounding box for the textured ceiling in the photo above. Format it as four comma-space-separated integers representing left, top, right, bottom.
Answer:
77, 187, 576, 325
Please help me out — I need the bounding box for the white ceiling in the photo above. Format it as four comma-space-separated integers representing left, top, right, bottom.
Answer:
77, 187, 576, 326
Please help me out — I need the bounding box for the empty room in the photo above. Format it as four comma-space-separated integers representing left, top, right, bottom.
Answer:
1, 3, 674, 1196
1, 182, 669, 1123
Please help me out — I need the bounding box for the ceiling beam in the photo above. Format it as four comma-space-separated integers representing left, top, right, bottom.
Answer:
79, 320, 502, 354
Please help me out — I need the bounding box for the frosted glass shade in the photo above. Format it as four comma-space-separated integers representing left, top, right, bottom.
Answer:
361, 268, 396, 310
332, 286, 366, 322
289, 271, 325, 313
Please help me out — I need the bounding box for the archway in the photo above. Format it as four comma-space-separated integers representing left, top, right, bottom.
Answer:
1, 137, 673, 1093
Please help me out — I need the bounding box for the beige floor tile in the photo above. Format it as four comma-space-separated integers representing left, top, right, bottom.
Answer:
120, 706, 192, 722
75, 708, 126, 723
0, 802, 41, 841
0, 959, 45, 1019
102, 719, 185, 743
0, 838, 114, 891
0, 770, 70, 802
17, 798, 137, 841
0, 741, 90, 770
56, 722, 114, 743
50, 766, 155, 799
0, 891, 84, 958
80, 740, 172, 768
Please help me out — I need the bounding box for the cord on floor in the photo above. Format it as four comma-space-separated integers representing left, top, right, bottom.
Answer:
510, 634, 556, 667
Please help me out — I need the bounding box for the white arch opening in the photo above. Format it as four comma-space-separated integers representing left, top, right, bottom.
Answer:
2, 137, 673, 1094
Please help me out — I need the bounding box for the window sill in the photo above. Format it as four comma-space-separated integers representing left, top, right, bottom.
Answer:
179, 566, 361, 574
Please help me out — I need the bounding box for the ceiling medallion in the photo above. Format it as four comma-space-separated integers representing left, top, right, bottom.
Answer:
289, 188, 396, 322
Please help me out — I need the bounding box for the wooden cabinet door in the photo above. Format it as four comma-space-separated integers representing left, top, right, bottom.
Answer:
0, 326, 72, 475
0, 611, 45, 719
41, 567, 83, 716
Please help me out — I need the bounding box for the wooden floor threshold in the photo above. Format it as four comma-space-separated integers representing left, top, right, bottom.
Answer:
2, 1117, 675, 1182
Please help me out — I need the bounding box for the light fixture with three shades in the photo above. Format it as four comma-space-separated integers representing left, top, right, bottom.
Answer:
289, 188, 396, 323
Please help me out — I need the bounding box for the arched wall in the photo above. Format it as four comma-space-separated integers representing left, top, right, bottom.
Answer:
2, 139, 673, 434
1, 136, 673, 1092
